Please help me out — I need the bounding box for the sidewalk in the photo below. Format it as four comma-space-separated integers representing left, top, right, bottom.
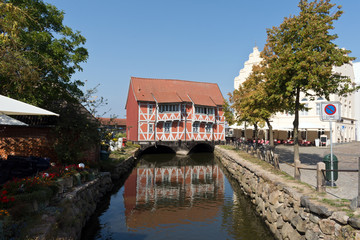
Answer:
275, 142, 360, 200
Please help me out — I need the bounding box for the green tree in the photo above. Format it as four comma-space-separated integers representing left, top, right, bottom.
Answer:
223, 99, 235, 126
229, 82, 264, 143
0, 0, 87, 107
237, 64, 286, 147
263, 0, 357, 165
0, 0, 103, 163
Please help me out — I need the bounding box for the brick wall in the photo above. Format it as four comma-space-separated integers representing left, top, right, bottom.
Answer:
0, 126, 56, 161
0, 126, 99, 163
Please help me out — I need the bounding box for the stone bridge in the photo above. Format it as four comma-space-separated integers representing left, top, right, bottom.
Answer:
136, 140, 223, 155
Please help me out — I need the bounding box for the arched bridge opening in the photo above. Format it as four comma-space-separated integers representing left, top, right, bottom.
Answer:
141, 145, 176, 155
137, 141, 218, 156
188, 143, 214, 154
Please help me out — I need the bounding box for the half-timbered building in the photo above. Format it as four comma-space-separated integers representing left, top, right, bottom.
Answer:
125, 77, 225, 145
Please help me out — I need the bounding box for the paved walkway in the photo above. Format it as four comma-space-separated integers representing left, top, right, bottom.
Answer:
275, 142, 360, 200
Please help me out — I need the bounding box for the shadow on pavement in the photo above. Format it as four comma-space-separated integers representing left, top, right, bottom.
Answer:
274, 146, 324, 166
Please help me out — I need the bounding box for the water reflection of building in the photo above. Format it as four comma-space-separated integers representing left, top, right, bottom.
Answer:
124, 164, 225, 228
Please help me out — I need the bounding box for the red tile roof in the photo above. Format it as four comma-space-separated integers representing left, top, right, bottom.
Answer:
129, 77, 224, 106
98, 118, 126, 126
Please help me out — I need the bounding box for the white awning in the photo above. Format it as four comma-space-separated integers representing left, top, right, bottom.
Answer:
0, 95, 59, 116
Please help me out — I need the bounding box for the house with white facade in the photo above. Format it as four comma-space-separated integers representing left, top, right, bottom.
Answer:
354, 62, 360, 141
232, 47, 358, 144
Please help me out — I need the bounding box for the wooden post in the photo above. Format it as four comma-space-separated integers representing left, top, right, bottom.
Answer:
294, 160, 301, 180
273, 154, 280, 169
316, 162, 326, 193
266, 151, 271, 163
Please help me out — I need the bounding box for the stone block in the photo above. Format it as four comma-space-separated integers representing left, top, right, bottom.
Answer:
301, 196, 332, 217
266, 209, 278, 223
269, 190, 280, 206
291, 215, 306, 234
305, 229, 319, 240
330, 211, 349, 225
309, 214, 320, 224
281, 222, 301, 240
349, 217, 360, 230
319, 219, 336, 235
277, 216, 285, 229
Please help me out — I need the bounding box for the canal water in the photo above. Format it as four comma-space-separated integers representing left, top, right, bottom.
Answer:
81, 153, 275, 240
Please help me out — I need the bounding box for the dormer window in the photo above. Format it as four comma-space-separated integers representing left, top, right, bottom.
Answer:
195, 106, 214, 115
159, 104, 179, 113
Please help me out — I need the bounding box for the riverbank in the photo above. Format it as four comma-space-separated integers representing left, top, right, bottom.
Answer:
275, 142, 360, 200
215, 145, 360, 240
25, 149, 139, 239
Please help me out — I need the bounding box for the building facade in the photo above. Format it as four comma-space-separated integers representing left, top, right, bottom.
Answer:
354, 62, 360, 141
125, 77, 225, 143
233, 47, 358, 144
98, 117, 126, 134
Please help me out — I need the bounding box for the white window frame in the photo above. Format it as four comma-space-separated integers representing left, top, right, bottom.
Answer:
193, 122, 199, 133
164, 122, 171, 133
205, 123, 212, 133
148, 104, 153, 114
316, 103, 320, 115
149, 123, 154, 133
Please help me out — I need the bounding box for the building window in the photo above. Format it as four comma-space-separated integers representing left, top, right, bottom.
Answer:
205, 123, 212, 133
164, 122, 171, 133
149, 124, 154, 133
317, 97, 324, 100
316, 103, 320, 115
195, 106, 214, 115
159, 104, 179, 113
193, 122, 199, 133
300, 104, 308, 116
148, 104, 153, 114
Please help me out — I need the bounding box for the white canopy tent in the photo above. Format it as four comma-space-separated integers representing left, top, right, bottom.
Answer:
0, 94, 59, 116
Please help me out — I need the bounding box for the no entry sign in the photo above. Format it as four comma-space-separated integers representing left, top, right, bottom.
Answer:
320, 102, 341, 121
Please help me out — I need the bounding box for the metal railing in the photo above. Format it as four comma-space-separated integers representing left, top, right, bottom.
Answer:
226, 142, 360, 205
229, 141, 280, 170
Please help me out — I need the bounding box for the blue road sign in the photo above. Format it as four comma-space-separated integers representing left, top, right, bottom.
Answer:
324, 104, 336, 115
320, 102, 341, 121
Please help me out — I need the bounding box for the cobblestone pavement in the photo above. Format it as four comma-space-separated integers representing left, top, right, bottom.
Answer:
275, 142, 360, 200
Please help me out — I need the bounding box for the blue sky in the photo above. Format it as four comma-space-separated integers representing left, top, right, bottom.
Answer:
49, 0, 360, 118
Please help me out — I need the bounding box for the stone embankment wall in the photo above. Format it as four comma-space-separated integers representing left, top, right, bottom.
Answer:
215, 146, 360, 240
31, 155, 138, 240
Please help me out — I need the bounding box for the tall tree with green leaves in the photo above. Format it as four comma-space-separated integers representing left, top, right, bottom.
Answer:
0, 0, 103, 163
238, 64, 286, 147
223, 99, 235, 126
263, 0, 357, 164
229, 82, 264, 143
0, 0, 88, 107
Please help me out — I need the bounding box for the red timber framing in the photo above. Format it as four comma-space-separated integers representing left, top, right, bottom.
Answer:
125, 77, 225, 143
